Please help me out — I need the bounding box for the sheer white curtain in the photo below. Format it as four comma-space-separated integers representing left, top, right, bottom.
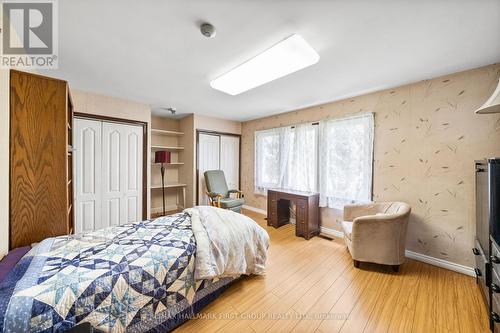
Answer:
318, 113, 374, 208
254, 127, 290, 193
283, 123, 318, 192
254, 123, 318, 194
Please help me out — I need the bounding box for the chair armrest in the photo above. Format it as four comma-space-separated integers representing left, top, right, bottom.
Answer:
350, 212, 410, 245
206, 192, 223, 207
228, 189, 243, 198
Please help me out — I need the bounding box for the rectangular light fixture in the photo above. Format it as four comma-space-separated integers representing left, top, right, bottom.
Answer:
210, 34, 320, 95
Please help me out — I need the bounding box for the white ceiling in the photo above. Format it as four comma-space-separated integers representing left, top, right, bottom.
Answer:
41, 0, 500, 121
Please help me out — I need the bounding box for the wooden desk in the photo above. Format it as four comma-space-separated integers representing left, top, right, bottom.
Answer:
267, 189, 320, 240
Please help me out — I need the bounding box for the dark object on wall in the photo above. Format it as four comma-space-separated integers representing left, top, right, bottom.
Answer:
474, 158, 500, 332
9, 70, 74, 249
155, 150, 171, 216
267, 189, 319, 240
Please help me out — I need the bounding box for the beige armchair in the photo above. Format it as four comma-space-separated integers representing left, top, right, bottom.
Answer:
341, 202, 411, 272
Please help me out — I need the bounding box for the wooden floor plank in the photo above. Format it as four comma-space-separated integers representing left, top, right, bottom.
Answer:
173, 209, 488, 333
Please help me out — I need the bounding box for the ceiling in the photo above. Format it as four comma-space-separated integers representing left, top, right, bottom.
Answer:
41, 0, 500, 121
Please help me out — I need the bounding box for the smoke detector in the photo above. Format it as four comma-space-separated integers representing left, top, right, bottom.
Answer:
200, 23, 216, 38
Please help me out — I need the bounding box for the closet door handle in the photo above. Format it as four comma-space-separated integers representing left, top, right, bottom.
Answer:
472, 248, 480, 255
491, 256, 500, 264
492, 312, 500, 323
492, 283, 500, 293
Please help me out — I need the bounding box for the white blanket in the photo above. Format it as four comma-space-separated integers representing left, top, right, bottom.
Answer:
185, 206, 270, 280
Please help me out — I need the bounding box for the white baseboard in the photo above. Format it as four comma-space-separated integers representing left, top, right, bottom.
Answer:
404, 250, 475, 277
320, 226, 345, 238
319, 227, 475, 277
242, 205, 267, 215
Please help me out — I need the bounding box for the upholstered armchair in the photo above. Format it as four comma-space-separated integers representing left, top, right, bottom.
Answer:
341, 202, 411, 271
204, 170, 245, 213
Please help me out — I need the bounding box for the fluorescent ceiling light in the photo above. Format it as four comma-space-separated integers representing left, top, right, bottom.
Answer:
210, 34, 320, 95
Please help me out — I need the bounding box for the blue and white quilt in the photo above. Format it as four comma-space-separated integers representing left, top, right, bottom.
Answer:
0, 212, 235, 332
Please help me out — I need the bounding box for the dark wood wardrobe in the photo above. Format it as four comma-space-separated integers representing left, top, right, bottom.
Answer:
9, 70, 74, 249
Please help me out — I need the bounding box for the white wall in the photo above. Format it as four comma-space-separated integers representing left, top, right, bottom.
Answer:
0, 70, 9, 257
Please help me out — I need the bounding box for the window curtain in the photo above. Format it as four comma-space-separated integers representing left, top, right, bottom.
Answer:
318, 113, 374, 208
283, 123, 318, 192
254, 123, 318, 194
254, 127, 291, 193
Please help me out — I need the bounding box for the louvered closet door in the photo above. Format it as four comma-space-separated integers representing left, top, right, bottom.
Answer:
220, 135, 240, 191
74, 119, 102, 233
102, 122, 143, 227
198, 134, 220, 205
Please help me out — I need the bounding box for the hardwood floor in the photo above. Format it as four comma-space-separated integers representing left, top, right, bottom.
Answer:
174, 209, 489, 333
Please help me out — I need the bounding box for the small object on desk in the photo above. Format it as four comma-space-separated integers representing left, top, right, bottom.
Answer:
267, 189, 319, 240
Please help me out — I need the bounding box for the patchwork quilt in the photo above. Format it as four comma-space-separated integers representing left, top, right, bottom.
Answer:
0, 212, 234, 332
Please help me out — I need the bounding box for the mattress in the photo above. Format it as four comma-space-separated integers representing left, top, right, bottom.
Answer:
0, 213, 234, 332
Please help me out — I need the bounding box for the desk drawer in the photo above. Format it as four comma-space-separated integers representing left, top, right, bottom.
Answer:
267, 191, 277, 226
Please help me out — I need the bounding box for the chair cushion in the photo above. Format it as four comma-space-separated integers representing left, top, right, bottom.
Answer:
220, 198, 245, 209
341, 221, 353, 240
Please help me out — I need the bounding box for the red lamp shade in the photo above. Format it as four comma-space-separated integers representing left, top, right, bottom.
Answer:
155, 151, 171, 164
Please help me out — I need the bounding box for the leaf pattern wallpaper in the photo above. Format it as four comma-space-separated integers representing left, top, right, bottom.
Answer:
241, 64, 500, 267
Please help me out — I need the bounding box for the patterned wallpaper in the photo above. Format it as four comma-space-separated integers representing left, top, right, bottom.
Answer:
241, 64, 500, 267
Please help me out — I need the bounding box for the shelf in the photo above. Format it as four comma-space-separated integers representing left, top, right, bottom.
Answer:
151, 129, 184, 136
151, 162, 184, 166
151, 145, 184, 151
151, 183, 187, 189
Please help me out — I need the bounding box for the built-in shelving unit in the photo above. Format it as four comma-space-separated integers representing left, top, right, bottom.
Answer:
151, 145, 184, 151
151, 129, 184, 136
150, 116, 186, 217
151, 183, 187, 189
151, 162, 184, 166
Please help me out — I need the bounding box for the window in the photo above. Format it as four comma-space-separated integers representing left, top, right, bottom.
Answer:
319, 113, 374, 208
254, 124, 318, 194
254, 113, 374, 209
255, 128, 283, 191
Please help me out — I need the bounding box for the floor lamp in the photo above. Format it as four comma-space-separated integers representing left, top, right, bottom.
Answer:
155, 150, 171, 216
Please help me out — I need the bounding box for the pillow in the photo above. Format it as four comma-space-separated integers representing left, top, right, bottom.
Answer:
0, 246, 30, 283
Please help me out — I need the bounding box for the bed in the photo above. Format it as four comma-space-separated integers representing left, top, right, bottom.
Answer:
0, 206, 269, 332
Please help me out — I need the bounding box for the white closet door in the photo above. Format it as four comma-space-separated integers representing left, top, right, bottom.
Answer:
102, 122, 143, 227
220, 135, 240, 191
121, 124, 143, 224
74, 119, 102, 233
198, 133, 220, 205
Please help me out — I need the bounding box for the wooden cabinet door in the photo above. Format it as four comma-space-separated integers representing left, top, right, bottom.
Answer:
10, 70, 68, 249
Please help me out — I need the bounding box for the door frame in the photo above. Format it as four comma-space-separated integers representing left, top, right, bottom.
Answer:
196, 129, 241, 206
74, 112, 148, 220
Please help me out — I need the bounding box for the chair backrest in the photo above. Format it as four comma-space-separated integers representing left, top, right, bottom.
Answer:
380, 202, 411, 216
204, 170, 229, 198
